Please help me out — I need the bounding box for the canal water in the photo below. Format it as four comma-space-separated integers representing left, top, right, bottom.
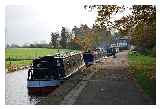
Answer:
5, 64, 85, 105
5, 69, 46, 105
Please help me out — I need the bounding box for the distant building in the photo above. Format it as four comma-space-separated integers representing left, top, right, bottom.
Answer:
111, 36, 131, 50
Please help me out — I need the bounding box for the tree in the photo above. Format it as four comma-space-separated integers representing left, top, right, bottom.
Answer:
72, 24, 93, 50
65, 32, 72, 43
70, 36, 82, 50
84, 5, 124, 31
72, 24, 91, 37
72, 26, 83, 37
60, 27, 68, 48
50, 32, 59, 48
82, 31, 95, 51
85, 5, 156, 52
131, 5, 156, 51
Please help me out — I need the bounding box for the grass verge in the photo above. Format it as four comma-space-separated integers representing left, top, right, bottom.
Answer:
128, 51, 156, 101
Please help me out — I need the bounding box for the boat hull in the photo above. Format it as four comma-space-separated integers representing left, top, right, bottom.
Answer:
27, 80, 62, 95
28, 86, 59, 95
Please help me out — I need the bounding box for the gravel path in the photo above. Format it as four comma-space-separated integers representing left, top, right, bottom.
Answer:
73, 51, 154, 105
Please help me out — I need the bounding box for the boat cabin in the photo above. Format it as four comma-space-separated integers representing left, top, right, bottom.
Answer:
27, 52, 83, 81
28, 56, 65, 80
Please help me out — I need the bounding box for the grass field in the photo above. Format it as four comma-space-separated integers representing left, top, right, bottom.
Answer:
6, 48, 75, 59
128, 51, 156, 100
6, 48, 78, 72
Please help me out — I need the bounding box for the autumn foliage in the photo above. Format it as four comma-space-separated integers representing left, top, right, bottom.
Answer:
72, 31, 95, 51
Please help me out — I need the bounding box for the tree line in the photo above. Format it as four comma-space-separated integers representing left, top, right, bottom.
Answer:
50, 24, 113, 51
6, 24, 112, 51
84, 5, 156, 55
51, 5, 156, 54
6, 42, 49, 48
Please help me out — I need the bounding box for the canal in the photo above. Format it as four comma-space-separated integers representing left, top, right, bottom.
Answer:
5, 64, 85, 104
5, 69, 46, 105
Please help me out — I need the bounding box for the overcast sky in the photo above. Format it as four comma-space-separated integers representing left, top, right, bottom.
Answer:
5, 0, 97, 45
5, 0, 158, 45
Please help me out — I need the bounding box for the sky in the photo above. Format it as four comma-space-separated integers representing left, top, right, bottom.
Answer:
5, 0, 159, 45
5, 0, 98, 45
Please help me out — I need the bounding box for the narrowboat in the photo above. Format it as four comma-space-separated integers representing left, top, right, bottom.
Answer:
27, 52, 83, 94
83, 51, 94, 66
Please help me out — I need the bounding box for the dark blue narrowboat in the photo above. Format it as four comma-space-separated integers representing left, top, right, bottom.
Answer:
27, 52, 84, 94
83, 52, 94, 66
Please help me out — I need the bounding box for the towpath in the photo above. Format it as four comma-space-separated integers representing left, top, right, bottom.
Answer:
61, 51, 154, 105
39, 51, 154, 105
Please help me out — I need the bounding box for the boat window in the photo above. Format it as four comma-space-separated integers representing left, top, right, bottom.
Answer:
36, 61, 49, 68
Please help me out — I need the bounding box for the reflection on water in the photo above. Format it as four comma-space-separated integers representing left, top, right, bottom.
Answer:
5, 69, 48, 105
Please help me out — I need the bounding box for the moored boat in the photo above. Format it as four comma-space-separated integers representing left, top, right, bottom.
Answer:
27, 52, 83, 95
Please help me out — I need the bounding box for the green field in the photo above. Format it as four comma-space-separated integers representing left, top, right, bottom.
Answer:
6, 48, 78, 72
6, 48, 75, 59
128, 51, 156, 100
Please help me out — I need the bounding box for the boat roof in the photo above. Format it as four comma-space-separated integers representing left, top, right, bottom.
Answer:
33, 51, 81, 60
